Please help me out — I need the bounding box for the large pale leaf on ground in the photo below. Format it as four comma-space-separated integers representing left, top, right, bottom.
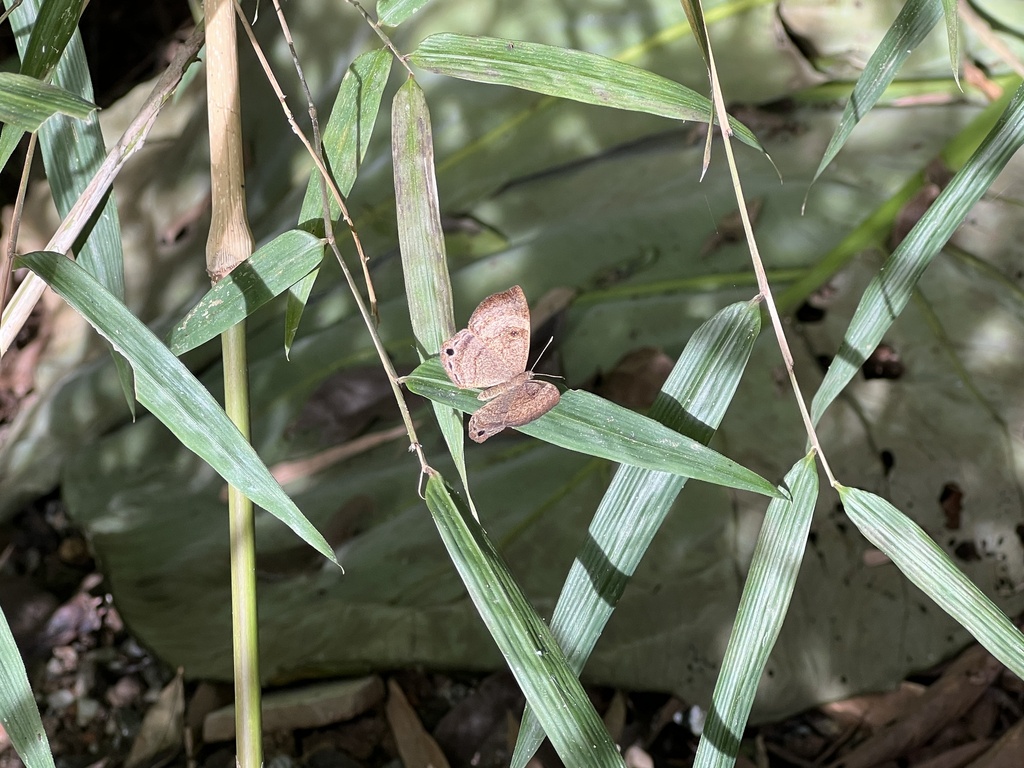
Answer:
50, 95, 1024, 724
779, 87, 1017, 312
811, 81, 1024, 424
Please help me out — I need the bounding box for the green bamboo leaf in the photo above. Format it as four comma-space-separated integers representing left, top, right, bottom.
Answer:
840, 486, 1024, 679
778, 85, 1017, 315
21, 0, 84, 81
393, 78, 470, 489
425, 475, 625, 768
298, 49, 392, 227
405, 357, 780, 499
694, 455, 819, 768
17, 252, 337, 565
284, 269, 318, 356
377, 0, 432, 27
679, 0, 711, 69
392, 79, 456, 356
167, 230, 325, 355
409, 34, 764, 153
512, 300, 762, 767
0, 72, 95, 130
812, 0, 943, 184
811, 80, 1024, 424
0, 609, 54, 768
6, 0, 123, 297
5, 0, 134, 413
289, 49, 392, 354
940, 0, 959, 88
0, 121, 20, 173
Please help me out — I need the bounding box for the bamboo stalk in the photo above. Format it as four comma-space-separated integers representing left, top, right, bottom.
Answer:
204, 0, 261, 766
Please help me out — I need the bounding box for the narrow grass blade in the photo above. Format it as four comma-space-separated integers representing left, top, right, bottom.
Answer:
409, 34, 764, 153
393, 79, 469, 486
425, 475, 625, 768
289, 48, 391, 352
694, 454, 819, 768
512, 301, 761, 767
839, 486, 1024, 679
405, 357, 780, 499
0, 608, 55, 768
0, 72, 94, 129
17, 252, 337, 564
167, 230, 325, 355
812, 0, 943, 184
811, 81, 1024, 424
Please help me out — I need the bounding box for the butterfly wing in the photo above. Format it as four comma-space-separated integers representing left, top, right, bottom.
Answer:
441, 285, 531, 388
468, 380, 560, 442
440, 329, 510, 388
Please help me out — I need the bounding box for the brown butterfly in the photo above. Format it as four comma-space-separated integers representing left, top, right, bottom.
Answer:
441, 286, 560, 442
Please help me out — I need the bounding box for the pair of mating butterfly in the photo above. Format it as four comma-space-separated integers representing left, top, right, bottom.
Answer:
441, 286, 559, 442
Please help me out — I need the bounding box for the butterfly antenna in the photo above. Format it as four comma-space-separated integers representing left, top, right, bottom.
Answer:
530, 336, 564, 381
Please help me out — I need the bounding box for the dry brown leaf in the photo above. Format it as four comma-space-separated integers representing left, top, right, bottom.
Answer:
125, 670, 184, 768
385, 678, 450, 768
603, 690, 627, 744
826, 645, 1003, 768
823, 682, 926, 730
961, 716, 1024, 768
591, 347, 674, 411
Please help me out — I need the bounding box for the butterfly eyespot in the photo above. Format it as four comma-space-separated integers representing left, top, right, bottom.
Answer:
444, 348, 455, 356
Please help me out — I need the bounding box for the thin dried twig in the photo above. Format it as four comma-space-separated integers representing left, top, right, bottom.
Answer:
959, 0, 1024, 80
342, 0, 415, 76
231, 0, 378, 317
700, 20, 834, 484
235, 0, 432, 479
0, 133, 36, 315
